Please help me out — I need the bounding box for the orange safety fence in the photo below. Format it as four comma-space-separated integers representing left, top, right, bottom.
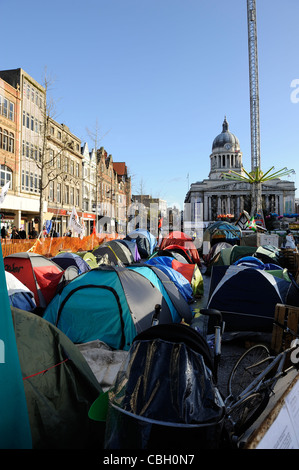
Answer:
1, 233, 121, 258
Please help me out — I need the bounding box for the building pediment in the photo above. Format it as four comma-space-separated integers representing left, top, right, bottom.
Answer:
207, 181, 250, 192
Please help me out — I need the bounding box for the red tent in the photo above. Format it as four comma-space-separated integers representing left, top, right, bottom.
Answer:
160, 231, 201, 266
4, 253, 64, 309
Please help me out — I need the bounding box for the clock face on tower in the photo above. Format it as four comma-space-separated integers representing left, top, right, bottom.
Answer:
224, 143, 231, 150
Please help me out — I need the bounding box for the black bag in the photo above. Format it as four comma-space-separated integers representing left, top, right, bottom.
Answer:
104, 324, 225, 449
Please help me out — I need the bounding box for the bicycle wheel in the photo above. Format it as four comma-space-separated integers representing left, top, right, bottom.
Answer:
228, 344, 270, 398
227, 391, 270, 437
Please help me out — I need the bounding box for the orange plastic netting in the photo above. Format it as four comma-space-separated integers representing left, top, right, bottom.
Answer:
1, 234, 119, 258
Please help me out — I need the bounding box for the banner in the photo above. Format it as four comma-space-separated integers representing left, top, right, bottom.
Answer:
0, 181, 10, 205
0, 244, 32, 448
68, 206, 83, 235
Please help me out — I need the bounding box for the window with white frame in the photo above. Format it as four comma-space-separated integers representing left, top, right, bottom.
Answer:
0, 164, 12, 187
57, 183, 61, 203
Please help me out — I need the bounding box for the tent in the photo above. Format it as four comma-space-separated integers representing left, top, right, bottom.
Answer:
206, 245, 258, 271
104, 240, 134, 265
131, 262, 194, 304
125, 229, 157, 258
159, 231, 201, 266
51, 252, 91, 274
146, 256, 204, 297
43, 265, 190, 350
161, 244, 194, 264
203, 221, 242, 246
92, 244, 122, 266
11, 306, 103, 449
5, 271, 36, 311
254, 245, 281, 265
207, 265, 292, 332
4, 253, 64, 309
0, 248, 32, 449
81, 252, 98, 269
117, 239, 141, 262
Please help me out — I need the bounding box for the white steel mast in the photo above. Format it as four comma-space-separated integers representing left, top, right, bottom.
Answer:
247, 0, 262, 217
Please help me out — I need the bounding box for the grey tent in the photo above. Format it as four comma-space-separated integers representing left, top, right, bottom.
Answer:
105, 239, 134, 264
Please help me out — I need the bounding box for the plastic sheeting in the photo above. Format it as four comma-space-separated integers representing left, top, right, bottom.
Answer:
104, 336, 225, 449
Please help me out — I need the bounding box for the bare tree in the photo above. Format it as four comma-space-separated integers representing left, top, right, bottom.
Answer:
35, 70, 79, 232
86, 120, 110, 231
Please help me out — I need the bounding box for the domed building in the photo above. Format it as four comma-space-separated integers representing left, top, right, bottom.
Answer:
184, 117, 296, 233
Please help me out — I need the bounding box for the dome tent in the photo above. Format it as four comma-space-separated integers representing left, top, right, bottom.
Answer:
125, 229, 157, 259
203, 221, 242, 246
207, 265, 292, 332
43, 265, 190, 350
51, 252, 91, 274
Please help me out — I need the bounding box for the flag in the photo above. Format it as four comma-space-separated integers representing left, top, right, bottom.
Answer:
0, 181, 10, 206
68, 206, 83, 235
246, 217, 257, 231
0, 244, 32, 448
45, 220, 52, 234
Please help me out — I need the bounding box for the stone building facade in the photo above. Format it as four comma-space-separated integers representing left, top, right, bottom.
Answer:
184, 117, 296, 229
0, 68, 131, 237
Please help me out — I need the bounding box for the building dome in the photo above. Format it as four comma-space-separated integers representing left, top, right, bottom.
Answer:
212, 117, 240, 152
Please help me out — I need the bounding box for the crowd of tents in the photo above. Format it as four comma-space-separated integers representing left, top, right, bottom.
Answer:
3, 224, 299, 449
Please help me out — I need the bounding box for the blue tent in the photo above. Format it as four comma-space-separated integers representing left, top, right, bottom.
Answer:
51, 252, 91, 274
6, 271, 36, 312
128, 264, 193, 319
145, 257, 194, 303
43, 265, 189, 350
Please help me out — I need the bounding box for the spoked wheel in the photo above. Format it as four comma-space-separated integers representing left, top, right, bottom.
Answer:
227, 344, 271, 398
227, 391, 270, 438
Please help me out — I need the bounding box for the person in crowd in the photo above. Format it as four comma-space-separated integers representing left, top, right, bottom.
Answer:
285, 229, 298, 252
1, 226, 7, 238
11, 226, 20, 239
29, 228, 38, 239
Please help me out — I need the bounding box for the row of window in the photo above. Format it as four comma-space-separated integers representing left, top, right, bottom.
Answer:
24, 82, 44, 109
2, 163, 125, 212
48, 149, 80, 176
21, 170, 41, 194
22, 111, 43, 134
0, 95, 14, 121
21, 169, 80, 205
22, 140, 42, 162
49, 125, 80, 152
48, 181, 80, 206
0, 128, 14, 153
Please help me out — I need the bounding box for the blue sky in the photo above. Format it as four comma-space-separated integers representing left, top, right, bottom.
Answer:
2, 0, 299, 208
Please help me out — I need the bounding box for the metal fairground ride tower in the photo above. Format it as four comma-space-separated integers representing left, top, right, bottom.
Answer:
222, 0, 294, 224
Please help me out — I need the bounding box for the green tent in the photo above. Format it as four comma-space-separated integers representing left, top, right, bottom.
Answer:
12, 307, 103, 449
